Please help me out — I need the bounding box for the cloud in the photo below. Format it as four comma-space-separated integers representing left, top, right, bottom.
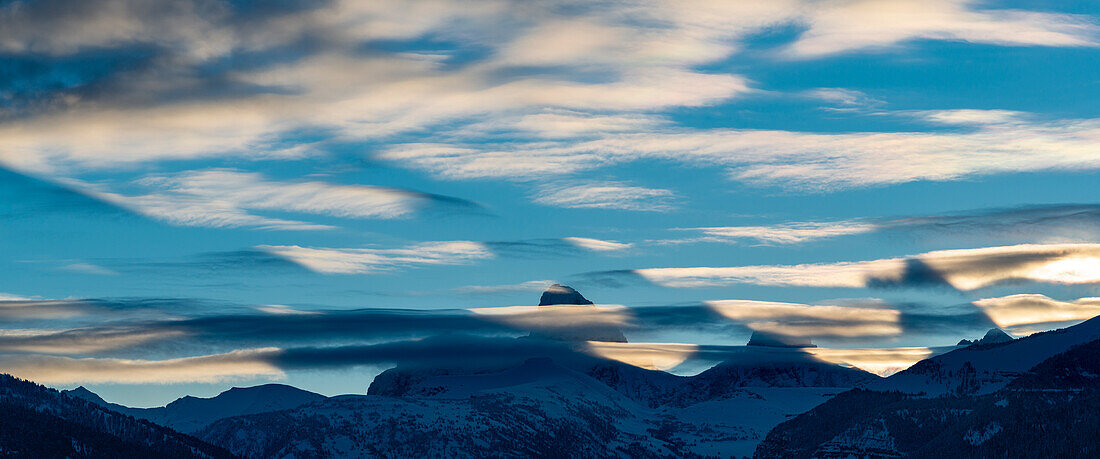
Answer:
469, 304, 630, 342
483, 237, 630, 258
1, 348, 284, 384
707, 299, 902, 338
471, 111, 666, 138
254, 304, 321, 315
0, 293, 32, 301
0, 0, 1094, 193
921, 109, 1027, 125
383, 112, 1100, 190
69, 169, 480, 230
663, 204, 1100, 247
802, 88, 881, 108
0, 306, 513, 355
0, 297, 215, 323
59, 262, 117, 275
0, 327, 186, 354
533, 182, 675, 211
681, 221, 878, 245
785, 0, 1099, 58
561, 237, 632, 252
457, 280, 557, 294
258, 241, 494, 274
884, 204, 1100, 242
630, 243, 1100, 290
974, 294, 1100, 332
584, 341, 698, 371
806, 346, 934, 377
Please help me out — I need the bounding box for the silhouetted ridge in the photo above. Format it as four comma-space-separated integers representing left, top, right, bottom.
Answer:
0, 374, 232, 458
957, 328, 1013, 347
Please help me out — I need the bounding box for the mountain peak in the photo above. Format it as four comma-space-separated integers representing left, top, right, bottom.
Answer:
64, 386, 109, 406
538, 284, 594, 307
957, 328, 1014, 347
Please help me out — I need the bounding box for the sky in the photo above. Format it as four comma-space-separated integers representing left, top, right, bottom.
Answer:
1, 0, 1099, 407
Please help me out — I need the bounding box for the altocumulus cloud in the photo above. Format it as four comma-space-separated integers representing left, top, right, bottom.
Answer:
0, 0, 1093, 200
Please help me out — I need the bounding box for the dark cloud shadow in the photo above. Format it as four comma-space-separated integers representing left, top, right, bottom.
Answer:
866, 258, 955, 290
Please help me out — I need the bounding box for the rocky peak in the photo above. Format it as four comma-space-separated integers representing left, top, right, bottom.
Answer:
538, 284, 594, 307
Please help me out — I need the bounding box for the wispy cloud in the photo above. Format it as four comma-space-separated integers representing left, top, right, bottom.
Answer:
384, 112, 1100, 190
533, 182, 675, 211
258, 241, 493, 274
254, 304, 322, 316
629, 243, 1100, 290
74, 169, 478, 230
784, 0, 1098, 58
680, 221, 877, 245
562, 237, 632, 252
802, 88, 882, 109
59, 262, 118, 276
666, 204, 1100, 246
483, 237, 632, 259
457, 280, 557, 294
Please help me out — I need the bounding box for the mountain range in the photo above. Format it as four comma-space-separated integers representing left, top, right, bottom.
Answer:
2, 285, 1097, 458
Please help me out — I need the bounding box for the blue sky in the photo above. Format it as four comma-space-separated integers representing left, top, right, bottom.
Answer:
1, 0, 1100, 406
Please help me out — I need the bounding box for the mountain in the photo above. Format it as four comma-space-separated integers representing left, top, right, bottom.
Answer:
531, 283, 628, 342
872, 315, 1100, 396
755, 317, 1100, 458
200, 357, 688, 458
68, 384, 325, 434
538, 283, 594, 306
202, 334, 876, 458
201, 352, 871, 458
0, 373, 232, 458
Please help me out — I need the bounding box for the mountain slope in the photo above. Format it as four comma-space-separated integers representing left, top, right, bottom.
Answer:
68, 384, 326, 434
0, 374, 233, 458
755, 318, 1100, 458
871, 315, 1100, 396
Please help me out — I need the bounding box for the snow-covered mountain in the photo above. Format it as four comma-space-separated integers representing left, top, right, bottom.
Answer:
68, 383, 325, 434
162, 286, 880, 457
188, 327, 876, 459
755, 317, 1100, 458
872, 316, 1100, 396
0, 373, 232, 458
200, 349, 871, 458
